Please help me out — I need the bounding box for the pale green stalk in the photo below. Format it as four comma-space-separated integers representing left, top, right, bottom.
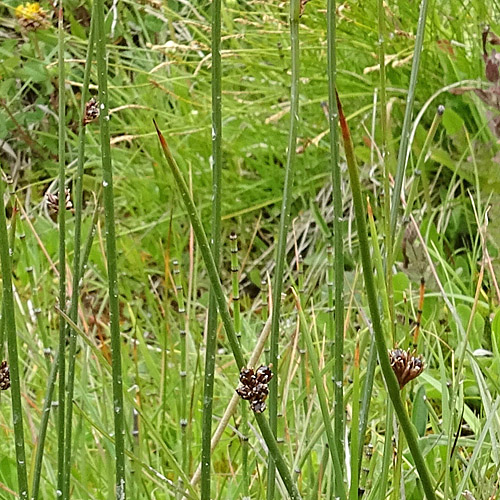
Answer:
62, 6, 96, 496
0, 172, 28, 499
378, 0, 395, 343
293, 289, 347, 500
96, 0, 126, 495
392, 105, 445, 259
200, 0, 222, 494
56, 4, 67, 493
389, 0, 429, 237
230, 233, 248, 496
337, 92, 437, 500
173, 260, 188, 473
327, 0, 345, 490
32, 192, 99, 500
268, 0, 300, 495
378, 403, 394, 500
31, 351, 59, 500
154, 123, 301, 500
349, 340, 360, 500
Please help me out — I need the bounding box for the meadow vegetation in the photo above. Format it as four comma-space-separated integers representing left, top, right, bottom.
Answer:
0, 0, 500, 498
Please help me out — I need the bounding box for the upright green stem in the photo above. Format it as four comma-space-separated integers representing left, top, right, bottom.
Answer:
230, 233, 248, 496
62, 6, 96, 497
56, 4, 67, 494
412, 105, 444, 211
268, 1, 300, 495
200, 0, 222, 495
327, 0, 345, 489
392, 105, 444, 260
154, 123, 301, 500
173, 260, 188, 473
389, 0, 429, 238
31, 350, 60, 500
337, 93, 436, 500
293, 290, 347, 500
96, 0, 126, 496
378, 402, 394, 500
32, 199, 98, 500
349, 339, 360, 500
378, 0, 395, 342
0, 177, 28, 499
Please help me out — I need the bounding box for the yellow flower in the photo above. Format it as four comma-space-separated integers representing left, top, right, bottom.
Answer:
15, 2, 50, 31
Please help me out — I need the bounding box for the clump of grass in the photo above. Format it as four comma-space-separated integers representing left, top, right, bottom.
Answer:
0, 176, 29, 500
1, 0, 499, 498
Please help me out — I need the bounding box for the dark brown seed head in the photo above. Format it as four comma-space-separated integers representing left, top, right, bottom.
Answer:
252, 383, 269, 401
239, 367, 256, 386
255, 365, 273, 384
236, 385, 254, 401
0, 360, 10, 391
389, 348, 424, 389
251, 399, 267, 413
83, 97, 100, 125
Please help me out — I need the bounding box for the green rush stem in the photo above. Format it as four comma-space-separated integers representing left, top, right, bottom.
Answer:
389, 0, 429, 238
392, 397, 406, 500
154, 123, 301, 500
201, 0, 222, 495
19, 240, 50, 354
326, 245, 335, 350
31, 190, 98, 500
411, 105, 444, 213
377, 0, 395, 341
79, 191, 100, 280
0, 174, 28, 499
327, 0, 345, 490
392, 106, 444, 259
56, 3, 67, 494
337, 93, 436, 500
378, 402, 394, 500
96, 0, 126, 496
1, 203, 18, 355
348, 339, 361, 500
367, 199, 391, 330
31, 350, 60, 500
173, 260, 188, 473
230, 233, 248, 496
0, 300, 4, 355
62, 5, 96, 497
230, 233, 241, 339
268, 1, 300, 495
293, 289, 347, 500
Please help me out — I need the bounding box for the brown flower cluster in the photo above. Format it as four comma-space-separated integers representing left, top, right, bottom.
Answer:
0, 360, 10, 391
236, 365, 273, 413
46, 188, 73, 215
389, 349, 424, 389
83, 97, 100, 125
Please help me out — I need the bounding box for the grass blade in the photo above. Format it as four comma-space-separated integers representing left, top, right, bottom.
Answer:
56, 4, 68, 494
389, 0, 429, 237
268, 0, 300, 494
337, 91, 437, 500
201, 0, 222, 494
153, 122, 301, 500
327, 0, 345, 492
95, 0, 127, 496
0, 177, 29, 499
62, 4, 97, 496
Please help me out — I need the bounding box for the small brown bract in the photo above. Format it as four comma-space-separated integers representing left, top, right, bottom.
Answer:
389, 348, 424, 389
83, 97, 100, 125
0, 360, 10, 391
236, 364, 273, 413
